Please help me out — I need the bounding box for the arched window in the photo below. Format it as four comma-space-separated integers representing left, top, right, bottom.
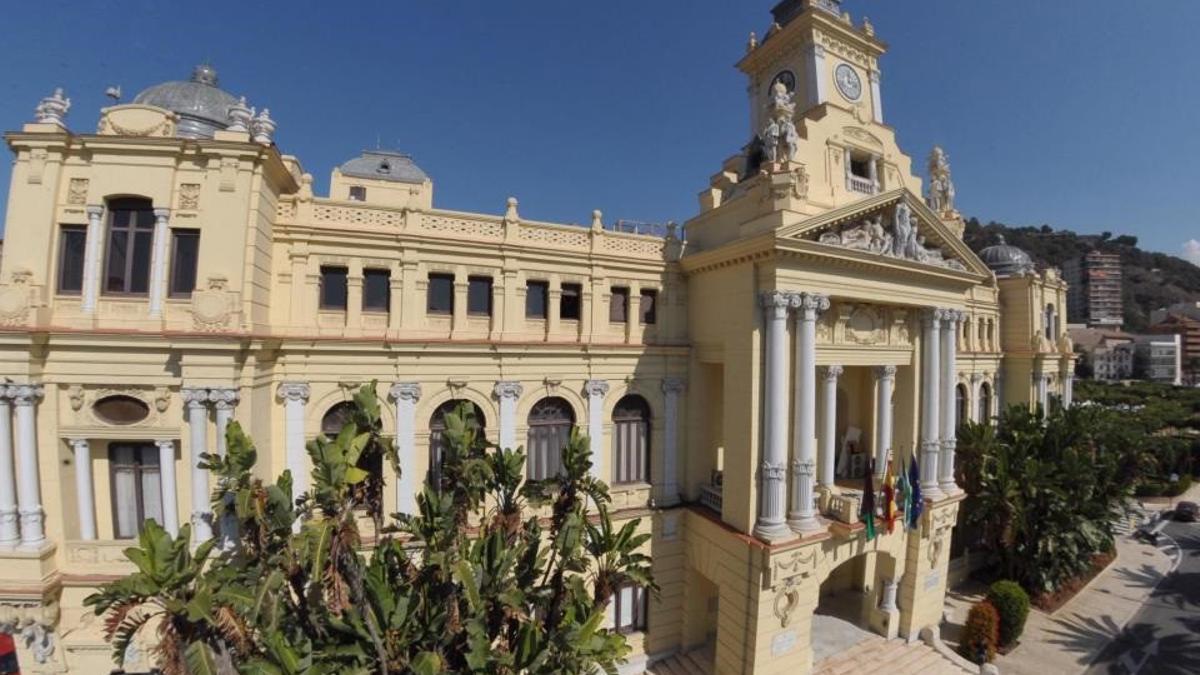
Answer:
612, 395, 651, 484
428, 400, 487, 489
321, 401, 382, 508
978, 382, 992, 425
103, 198, 156, 295
955, 383, 969, 427
527, 397, 575, 480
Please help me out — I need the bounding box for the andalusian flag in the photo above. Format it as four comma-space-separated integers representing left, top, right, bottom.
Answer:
882, 461, 898, 534
860, 458, 877, 540
896, 454, 912, 529
907, 453, 924, 530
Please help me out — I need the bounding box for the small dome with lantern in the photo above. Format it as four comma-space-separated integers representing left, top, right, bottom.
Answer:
979, 235, 1036, 277
132, 64, 240, 139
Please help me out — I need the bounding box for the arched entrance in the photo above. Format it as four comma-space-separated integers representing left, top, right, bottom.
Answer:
813, 551, 902, 661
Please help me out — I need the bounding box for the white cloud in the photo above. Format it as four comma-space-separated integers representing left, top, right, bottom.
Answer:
1184, 239, 1200, 266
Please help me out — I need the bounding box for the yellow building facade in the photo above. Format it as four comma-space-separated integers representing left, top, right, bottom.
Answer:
0, 1, 1072, 673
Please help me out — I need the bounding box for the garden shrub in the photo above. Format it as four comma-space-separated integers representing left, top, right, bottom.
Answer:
959, 600, 1000, 664
987, 580, 1030, 648
1165, 474, 1193, 497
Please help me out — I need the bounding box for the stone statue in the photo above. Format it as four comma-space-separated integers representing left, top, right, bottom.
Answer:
762, 117, 781, 164
771, 80, 794, 113
33, 88, 70, 126
927, 146, 956, 213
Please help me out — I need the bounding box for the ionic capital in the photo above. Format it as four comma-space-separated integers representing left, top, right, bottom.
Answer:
821, 365, 844, 381
8, 384, 44, 407
152, 207, 171, 221
181, 387, 210, 410
790, 292, 830, 318
85, 204, 104, 219
67, 438, 89, 452
760, 290, 791, 317
276, 382, 311, 403
583, 379, 610, 398
662, 377, 687, 395
389, 382, 422, 403
874, 365, 897, 381
759, 460, 787, 482
208, 388, 239, 410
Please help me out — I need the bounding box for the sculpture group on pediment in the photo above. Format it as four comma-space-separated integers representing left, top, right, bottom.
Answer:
816, 203, 968, 271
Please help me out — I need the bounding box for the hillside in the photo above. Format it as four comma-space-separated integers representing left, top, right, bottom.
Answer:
963, 219, 1200, 331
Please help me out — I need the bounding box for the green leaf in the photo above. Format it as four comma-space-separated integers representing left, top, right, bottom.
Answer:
410, 651, 443, 675
184, 642, 219, 675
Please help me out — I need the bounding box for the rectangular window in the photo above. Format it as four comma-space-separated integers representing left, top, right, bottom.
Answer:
467, 276, 493, 316
560, 283, 582, 320
639, 289, 658, 325
110, 443, 163, 539
320, 266, 348, 310
363, 269, 391, 312
610, 287, 630, 323
526, 280, 549, 319
348, 186, 366, 202
57, 225, 87, 294
612, 584, 648, 633
427, 273, 454, 315
103, 200, 156, 295
168, 229, 200, 298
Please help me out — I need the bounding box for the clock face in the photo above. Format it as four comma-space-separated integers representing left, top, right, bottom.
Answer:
834, 63, 862, 101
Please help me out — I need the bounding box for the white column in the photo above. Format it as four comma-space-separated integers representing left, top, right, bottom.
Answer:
805, 43, 827, 109
873, 365, 896, 479
147, 208, 171, 318
584, 380, 609, 481
1036, 373, 1048, 417
939, 311, 962, 494
789, 292, 828, 533
69, 439, 97, 541
0, 392, 18, 547
880, 578, 899, 612
920, 310, 944, 499
1064, 372, 1075, 408
661, 378, 685, 506
969, 375, 983, 423
755, 291, 791, 542
82, 205, 104, 313
867, 155, 880, 193
277, 382, 311, 507
10, 384, 45, 548
209, 388, 238, 456
389, 383, 421, 515
868, 71, 883, 123
819, 365, 842, 490
182, 388, 212, 543
494, 381, 523, 451
156, 439, 180, 536
209, 388, 238, 549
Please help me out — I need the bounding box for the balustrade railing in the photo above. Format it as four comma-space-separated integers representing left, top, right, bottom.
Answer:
847, 175, 877, 195
698, 483, 723, 515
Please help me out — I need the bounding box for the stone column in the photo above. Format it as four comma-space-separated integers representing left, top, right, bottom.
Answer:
789, 292, 828, 533
209, 388, 238, 456
819, 366, 842, 490
1064, 372, 1075, 408
584, 380, 609, 481
869, 71, 883, 122
939, 311, 961, 494
0, 391, 17, 547
82, 205, 104, 313
874, 366, 896, 479
867, 155, 880, 192
880, 578, 899, 612
755, 291, 791, 542
156, 439, 180, 535
147, 208, 171, 318
277, 382, 311, 504
920, 310, 943, 499
494, 381, 523, 451
69, 438, 97, 541
182, 388, 212, 543
661, 378, 685, 506
1036, 373, 1049, 417
10, 384, 45, 548
389, 383, 422, 515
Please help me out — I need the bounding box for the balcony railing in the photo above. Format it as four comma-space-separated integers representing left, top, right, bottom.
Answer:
699, 483, 723, 515
847, 175, 877, 195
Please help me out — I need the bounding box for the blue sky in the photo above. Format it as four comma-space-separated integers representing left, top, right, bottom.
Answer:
2, 0, 1198, 263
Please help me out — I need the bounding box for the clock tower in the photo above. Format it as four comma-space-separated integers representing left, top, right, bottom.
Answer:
739, 0, 887, 136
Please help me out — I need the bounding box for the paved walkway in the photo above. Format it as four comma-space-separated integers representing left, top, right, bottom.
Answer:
943, 500, 1182, 674
813, 632, 970, 675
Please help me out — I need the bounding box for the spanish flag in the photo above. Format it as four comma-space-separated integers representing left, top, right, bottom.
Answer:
883, 460, 898, 534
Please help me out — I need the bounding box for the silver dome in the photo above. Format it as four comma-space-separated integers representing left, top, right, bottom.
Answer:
979, 235, 1036, 277
132, 64, 239, 139
338, 150, 428, 184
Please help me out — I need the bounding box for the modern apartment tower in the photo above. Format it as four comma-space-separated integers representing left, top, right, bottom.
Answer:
1064, 250, 1124, 327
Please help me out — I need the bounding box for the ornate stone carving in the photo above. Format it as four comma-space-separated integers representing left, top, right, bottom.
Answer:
66, 385, 84, 412
33, 88, 70, 126
0, 270, 34, 327
814, 203, 968, 271
789, 291, 830, 317
153, 387, 171, 413
773, 576, 801, 628
843, 126, 883, 148
251, 108, 276, 145
191, 275, 235, 332
277, 382, 311, 403
66, 178, 88, 205
0, 599, 60, 664
821, 365, 843, 381
583, 380, 609, 398
493, 381, 523, 401
927, 146, 957, 215
846, 306, 886, 345
761, 80, 799, 167
226, 96, 253, 132
178, 183, 200, 210
208, 388, 239, 410
662, 377, 686, 395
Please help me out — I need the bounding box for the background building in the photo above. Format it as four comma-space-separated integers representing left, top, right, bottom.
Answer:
1064, 250, 1124, 328
1147, 304, 1200, 385
0, 1, 1072, 672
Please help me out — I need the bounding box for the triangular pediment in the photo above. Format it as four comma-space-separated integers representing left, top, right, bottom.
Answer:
777, 189, 991, 276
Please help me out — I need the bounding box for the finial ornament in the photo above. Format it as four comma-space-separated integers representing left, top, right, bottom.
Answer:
926, 146, 956, 214
226, 96, 253, 132
747, 31, 759, 52
251, 108, 276, 145
33, 88, 70, 126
